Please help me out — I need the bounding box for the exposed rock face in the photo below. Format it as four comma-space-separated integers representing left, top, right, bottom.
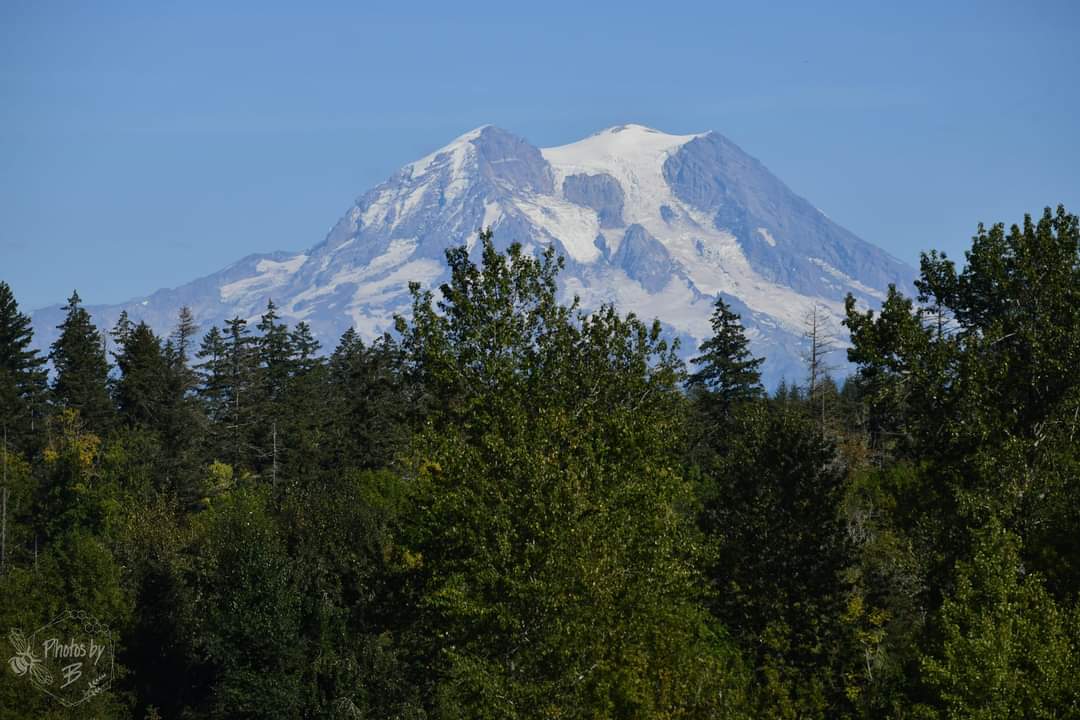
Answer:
662, 133, 909, 298
563, 173, 625, 228
613, 224, 674, 293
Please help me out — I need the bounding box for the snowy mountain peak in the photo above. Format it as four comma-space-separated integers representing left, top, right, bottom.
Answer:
32, 124, 915, 387
546, 124, 705, 164
405, 125, 488, 178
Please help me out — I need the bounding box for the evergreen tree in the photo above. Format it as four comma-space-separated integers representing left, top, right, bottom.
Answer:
171, 306, 199, 365
688, 296, 763, 427
221, 317, 258, 470
113, 320, 168, 429
256, 299, 293, 408
110, 309, 135, 352
0, 281, 48, 450
160, 307, 207, 501
49, 291, 113, 431
288, 321, 320, 374
196, 325, 229, 425
326, 330, 409, 472
699, 402, 853, 717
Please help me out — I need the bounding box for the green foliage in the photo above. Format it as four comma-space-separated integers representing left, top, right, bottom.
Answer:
1, 207, 1078, 718
282, 468, 422, 717
0, 281, 48, 453
113, 321, 169, 430
49, 291, 113, 432
843, 205, 1080, 715
400, 231, 748, 718
326, 330, 410, 472
187, 484, 302, 719
689, 296, 764, 414
698, 402, 853, 718
920, 522, 1080, 719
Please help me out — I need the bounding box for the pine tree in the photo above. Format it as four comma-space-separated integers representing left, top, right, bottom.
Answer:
222, 317, 258, 470
49, 291, 113, 431
113, 320, 168, 429
160, 308, 207, 502
256, 299, 293, 405
0, 282, 48, 450
326, 331, 408, 471
110, 310, 134, 352
171, 306, 198, 364
688, 296, 764, 413
288, 321, 320, 374
196, 325, 229, 425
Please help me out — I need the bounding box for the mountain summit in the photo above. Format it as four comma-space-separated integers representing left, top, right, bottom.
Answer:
32, 124, 914, 386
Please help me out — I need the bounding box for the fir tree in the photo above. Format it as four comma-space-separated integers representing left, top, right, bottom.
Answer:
221, 317, 258, 470
49, 291, 113, 431
256, 299, 293, 405
171, 306, 198, 365
0, 282, 48, 449
326, 331, 408, 471
113, 320, 168, 430
688, 296, 764, 412
288, 321, 320, 374
160, 308, 206, 502
110, 309, 134, 352
196, 325, 229, 425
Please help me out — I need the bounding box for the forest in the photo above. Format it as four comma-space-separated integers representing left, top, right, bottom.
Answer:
0, 206, 1078, 719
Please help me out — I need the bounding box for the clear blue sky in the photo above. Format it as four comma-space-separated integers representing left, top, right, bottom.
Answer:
3, 0, 1077, 310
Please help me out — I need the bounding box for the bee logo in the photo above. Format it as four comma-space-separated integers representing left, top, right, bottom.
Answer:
8, 629, 54, 687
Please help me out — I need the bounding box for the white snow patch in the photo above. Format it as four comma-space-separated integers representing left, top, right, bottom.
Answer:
220, 254, 308, 303
756, 227, 777, 247
513, 195, 601, 263
256, 255, 307, 275
288, 239, 420, 313
360, 190, 392, 227
481, 200, 502, 231
810, 258, 886, 300
562, 269, 714, 341
350, 258, 443, 305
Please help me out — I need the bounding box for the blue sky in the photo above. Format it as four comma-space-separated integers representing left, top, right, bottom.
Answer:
2, 0, 1077, 310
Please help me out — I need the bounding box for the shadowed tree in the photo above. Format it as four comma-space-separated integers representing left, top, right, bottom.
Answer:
0, 281, 48, 450
49, 291, 113, 432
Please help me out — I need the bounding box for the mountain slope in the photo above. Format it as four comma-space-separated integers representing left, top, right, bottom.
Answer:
32, 124, 915, 387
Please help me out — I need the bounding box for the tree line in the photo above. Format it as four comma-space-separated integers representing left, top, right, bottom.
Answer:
0, 208, 1078, 718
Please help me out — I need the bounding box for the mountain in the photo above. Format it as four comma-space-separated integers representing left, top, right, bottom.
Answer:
31, 124, 915, 387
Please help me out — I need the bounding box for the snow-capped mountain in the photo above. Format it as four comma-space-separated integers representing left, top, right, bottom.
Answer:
31, 124, 915, 387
